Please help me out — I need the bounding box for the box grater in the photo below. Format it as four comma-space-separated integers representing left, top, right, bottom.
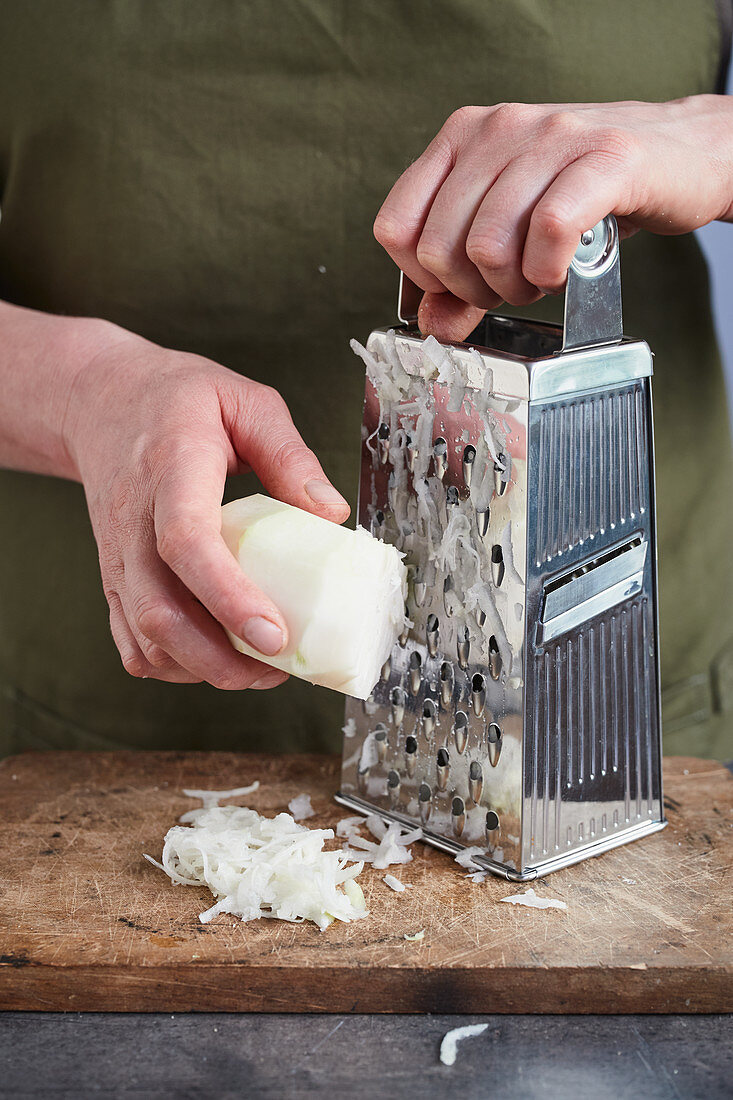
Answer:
336, 216, 665, 881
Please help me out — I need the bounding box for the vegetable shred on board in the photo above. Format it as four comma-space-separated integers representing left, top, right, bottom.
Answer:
144, 790, 367, 931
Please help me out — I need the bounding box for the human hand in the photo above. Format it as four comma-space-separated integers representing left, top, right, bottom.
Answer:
374, 95, 733, 341
64, 327, 350, 689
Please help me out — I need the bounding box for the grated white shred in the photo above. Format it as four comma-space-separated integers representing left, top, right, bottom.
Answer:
358, 731, 380, 771
466, 871, 489, 884
500, 887, 567, 911
340, 814, 423, 870
439, 1023, 489, 1066
342, 718, 357, 739
178, 783, 260, 822
336, 815, 364, 838
144, 796, 367, 931
404, 929, 424, 941
383, 874, 409, 893
454, 846, 486, 870
287, 793, 315, 820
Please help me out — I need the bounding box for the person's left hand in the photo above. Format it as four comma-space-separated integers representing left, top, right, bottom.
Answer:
374, 95, 733, 341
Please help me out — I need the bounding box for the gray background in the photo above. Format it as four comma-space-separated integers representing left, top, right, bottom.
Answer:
697, 216, 733, 425
696, 69, 733, 426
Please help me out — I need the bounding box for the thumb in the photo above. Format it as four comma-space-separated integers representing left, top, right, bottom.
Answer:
418, 291, 488, 344
226, 379, 351, 522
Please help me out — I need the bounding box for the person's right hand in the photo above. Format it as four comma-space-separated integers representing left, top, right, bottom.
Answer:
62, 323, 350, 690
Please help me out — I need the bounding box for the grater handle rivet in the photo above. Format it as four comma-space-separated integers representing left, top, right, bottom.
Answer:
563, 214, 622, 351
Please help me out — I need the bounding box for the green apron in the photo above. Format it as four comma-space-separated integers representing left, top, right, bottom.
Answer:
0, 1, 731, 758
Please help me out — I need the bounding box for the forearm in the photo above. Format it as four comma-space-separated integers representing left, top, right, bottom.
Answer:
0, 299, 124, 480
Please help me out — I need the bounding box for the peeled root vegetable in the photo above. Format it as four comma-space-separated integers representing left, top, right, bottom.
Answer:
221, 494, 407, 699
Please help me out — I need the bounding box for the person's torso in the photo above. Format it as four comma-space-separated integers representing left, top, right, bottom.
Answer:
0, 0, 730, 757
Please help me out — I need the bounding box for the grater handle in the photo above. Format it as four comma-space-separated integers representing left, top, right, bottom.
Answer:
397, 269, 422, 326
562, 215, 623, 351
396, 214, 622, 350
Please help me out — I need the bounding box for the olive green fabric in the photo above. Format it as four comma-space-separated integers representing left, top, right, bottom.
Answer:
0, 1, 731, 757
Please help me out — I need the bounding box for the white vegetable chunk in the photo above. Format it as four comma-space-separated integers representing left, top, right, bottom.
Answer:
221, 495, 407, 698
288, 793, 315, 820
383, 874, 408, 892
144, 801, 368, 931
439, 1024, 489, 1066
500, 887, 567, 911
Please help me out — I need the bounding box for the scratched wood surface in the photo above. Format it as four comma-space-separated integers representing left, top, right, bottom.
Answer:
0, 751, 730, 1013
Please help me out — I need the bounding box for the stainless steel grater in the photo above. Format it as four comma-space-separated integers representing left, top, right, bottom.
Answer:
336, 216, 665, 881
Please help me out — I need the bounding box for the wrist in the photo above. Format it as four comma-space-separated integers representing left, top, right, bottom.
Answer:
59, 315, 139, 481
678, 94, 733, 222
0, 299, 136, 481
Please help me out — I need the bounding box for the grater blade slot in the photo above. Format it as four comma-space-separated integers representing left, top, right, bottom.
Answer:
536, 535, 647, 645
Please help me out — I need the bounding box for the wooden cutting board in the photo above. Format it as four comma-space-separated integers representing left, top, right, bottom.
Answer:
0, 751, 730, 1013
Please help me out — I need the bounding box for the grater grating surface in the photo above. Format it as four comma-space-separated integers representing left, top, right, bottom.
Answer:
337, 217, 664, 880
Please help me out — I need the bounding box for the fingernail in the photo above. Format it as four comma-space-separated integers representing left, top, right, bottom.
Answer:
251, 669, 289, 690
305, 479, 348, 508
242, 617, 284, 656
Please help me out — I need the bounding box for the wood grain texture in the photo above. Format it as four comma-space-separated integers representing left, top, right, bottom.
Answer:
0, 751, 730, 1014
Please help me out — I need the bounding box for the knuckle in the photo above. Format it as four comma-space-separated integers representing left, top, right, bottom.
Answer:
255, 382, 287, 411
532, 201, 571, 242
491, 101, 532, 131
134, 593, 181, 645
416, 237, 453, 279
596, 126, 639, 168
271, 436, 315, 474
206, 660, 258, 691
156, 516, 201, 567
210, 670, 244, 691
373, 211, 413, 252
541, 109, 583, 140
445, 104, 483, 137
121, 651, 147, 678
466, 227, 513, 273
139, 641, 175, 669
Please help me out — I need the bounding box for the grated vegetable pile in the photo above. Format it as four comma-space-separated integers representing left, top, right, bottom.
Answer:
144, 791, 367, 931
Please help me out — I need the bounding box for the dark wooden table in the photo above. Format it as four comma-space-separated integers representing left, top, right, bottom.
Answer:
1, 1011, 731, 1098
